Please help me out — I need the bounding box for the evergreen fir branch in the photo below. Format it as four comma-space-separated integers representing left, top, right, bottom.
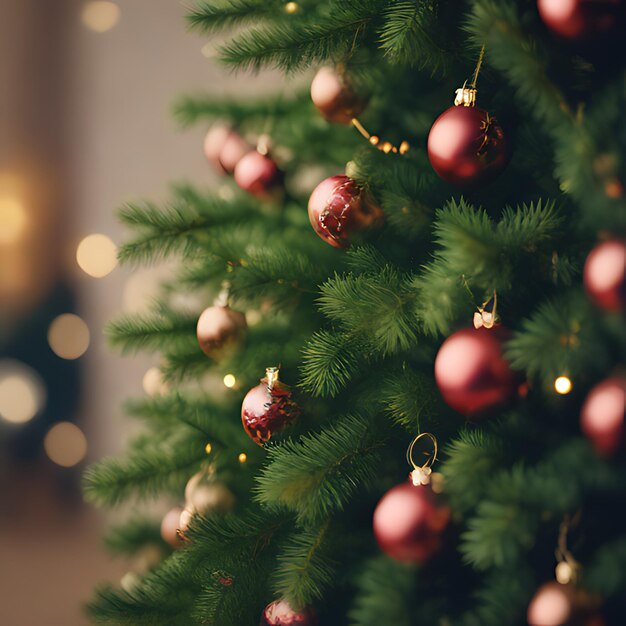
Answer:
318, 268, 420, 356
466, 0, 573, 131
497, 200, 561, 250
345, 245, 389, 275
378, 0, 450, 72
441, 428, 506, 515
349, 556, 419, 626
174, 90, 310, 127
124, 394, 244, 447
255, 415, 384, 522
106, 307, 198, 355
412, 263, 471, 337
104, 517, 167, 556
300, 330, 361, 397
217, 1, 383, 73
161, 345, 213, 382
187, 0, 277, 34
585, 537, 626, 598
83, 430, 206, 506
506, 291, 610, 384
273, 521, 336, 610
382, 367, 439, 431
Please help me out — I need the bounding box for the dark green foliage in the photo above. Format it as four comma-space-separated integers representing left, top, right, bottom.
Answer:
87, 1, 626, 624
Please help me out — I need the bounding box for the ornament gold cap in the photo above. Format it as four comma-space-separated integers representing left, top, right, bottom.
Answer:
265, 366, 280, 389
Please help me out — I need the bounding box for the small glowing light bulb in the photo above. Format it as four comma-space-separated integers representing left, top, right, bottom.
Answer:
284, 2, 299, 13
238, 453, 247, 464
554, 376, 572, 395
205, 442, 213, 455
223, 374, 236, 388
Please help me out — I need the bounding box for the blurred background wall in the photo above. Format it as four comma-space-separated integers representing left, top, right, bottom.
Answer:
0, 2, 278, 624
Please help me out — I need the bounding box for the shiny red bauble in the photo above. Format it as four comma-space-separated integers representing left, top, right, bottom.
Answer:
434, 327, 518, 417
537, 0, 624, 40
307, 175, 382, 248
310, 66, 366, 124
583, 239, 626, 312
218, 130, 251, 174
527, 582, 605, 626
203, 124, 232, 173
196, 305, 247, 356
241, 368, 300, 445
260, 600, 317, 626
427, 105, 509, 187
373, 482, 450, 563
234, 151, 283, 198
160, 506, 184, 548
581, 377, 626, 456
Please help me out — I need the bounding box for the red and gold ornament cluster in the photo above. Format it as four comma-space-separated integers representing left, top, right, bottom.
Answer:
203, 123, 282, 198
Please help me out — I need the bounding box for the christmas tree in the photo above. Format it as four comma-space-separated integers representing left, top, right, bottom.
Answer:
84, 1, 626, 624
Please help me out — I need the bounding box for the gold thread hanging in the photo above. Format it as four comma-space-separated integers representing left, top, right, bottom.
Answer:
406, 432, 438, 486
351, 117, 410, 155
554, 513, 582, 584
473, 290, 499, 329
454, 45, 485, 107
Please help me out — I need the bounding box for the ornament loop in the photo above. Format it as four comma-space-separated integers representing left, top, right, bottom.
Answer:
406, 432, 438, 486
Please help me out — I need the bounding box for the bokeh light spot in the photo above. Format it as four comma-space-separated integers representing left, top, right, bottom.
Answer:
0, 196, 26, 244
0, 360, 46, 424
238, 453, 247, 464
48, 314, 90, 360
554, 376, 572, 395
76, 233, 117, 278
44, 422, 87, 467
223, 374, 236, 388
143, 367, 169, 396
81, 1, 120, 33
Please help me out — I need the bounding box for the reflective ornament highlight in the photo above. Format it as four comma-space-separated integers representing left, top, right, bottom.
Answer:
583, 239, 625, 312
196, 305, 247, 356
234, 151, 283, 198
580, 377, 625, 457
537, 0, 624, 40
310, 66, 366, 124
260, 599, 317, 626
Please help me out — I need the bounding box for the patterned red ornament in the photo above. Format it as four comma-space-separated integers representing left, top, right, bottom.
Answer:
583, 239, 626, 312
434, 327, 518, 417
527, 581, 605, 626
310, 66, 366, 124
241, 367, 300, 445
196, 305, 247, 356
428, 105, 509, 187
580, 377, 626, 456
537, 0, 624, 40
260, 600, 317, 626
307, 174, 382, 248
234, 150, 283, 198
373, 481, 450, 563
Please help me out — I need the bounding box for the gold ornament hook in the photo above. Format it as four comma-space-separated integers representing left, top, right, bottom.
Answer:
406, 432, 438, 486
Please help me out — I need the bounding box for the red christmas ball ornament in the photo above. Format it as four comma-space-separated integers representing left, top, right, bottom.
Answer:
234, 150, 283, 198
434, 327, 518, 417
160, 506, 184, 548
373, 481, 450, 563
427, 105, 509, 187
307, 175, 382, 248
537, 0, 624, 40
583, 239, 626, 312
527, 582, 605, 626
241, 367, 300, 445
260, 599, 317, 626
218, 130, 251, 174
310, 66, 366, 124
203, 124, 232, 173
196, 305, 247, 356
580, 377, 626, 456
